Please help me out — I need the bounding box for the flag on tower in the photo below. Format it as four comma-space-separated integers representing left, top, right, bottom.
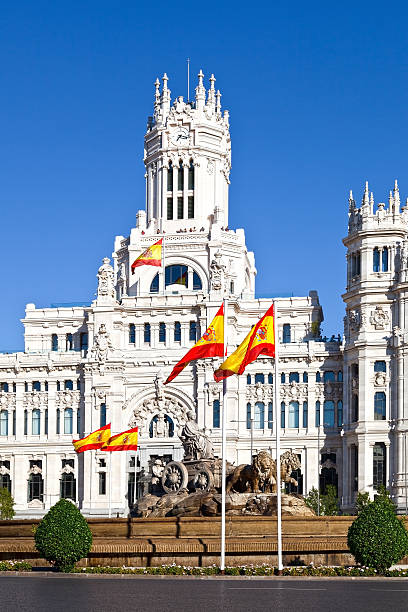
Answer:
214, 304, 275, 381
72, 423, 111, 453
165, 304, 224, 384
131, 239, 162, 273
101, 426, 139, 452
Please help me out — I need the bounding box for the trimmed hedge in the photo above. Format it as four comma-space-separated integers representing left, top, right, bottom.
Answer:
34, 499, 92, 573
348, 494, 408, 572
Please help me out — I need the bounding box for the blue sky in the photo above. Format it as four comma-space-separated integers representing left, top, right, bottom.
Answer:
1, 1, 408, 350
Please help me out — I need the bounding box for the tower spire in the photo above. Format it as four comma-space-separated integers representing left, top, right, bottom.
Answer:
160, 73, 171, 118
195, 69, 206, 111
393, 179, 400, 212
216, 89, 222, 114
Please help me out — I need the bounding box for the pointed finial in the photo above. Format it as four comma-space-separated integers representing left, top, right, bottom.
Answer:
198, 69, 204, 86
154, 78, 160, 101
362, 180, 369, 206
162, 73, 168, 89
395, 179, 399, 192
209, 74, 216, 90
216, 89, 222, 113
370, 192, 374, 204
349, 189, 353, 200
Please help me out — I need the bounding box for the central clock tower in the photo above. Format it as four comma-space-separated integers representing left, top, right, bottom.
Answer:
143, 70, 231, 233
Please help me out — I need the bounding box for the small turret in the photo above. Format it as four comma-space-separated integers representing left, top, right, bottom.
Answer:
216, 89, 222, 114
195, 69, 206, 111
160, 73, 171, 118
207, 74, 216, 111
393, 179, 400, 214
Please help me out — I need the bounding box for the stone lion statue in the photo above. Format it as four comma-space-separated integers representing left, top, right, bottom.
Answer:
226, 451, 275, 494
226, 450, 301, 494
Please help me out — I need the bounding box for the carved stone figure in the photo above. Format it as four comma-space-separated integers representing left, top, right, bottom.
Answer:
152, 414, 169, 438
370, 305, 389, 330
179, 409, 214, 460
209, 250, 226, 292
227, 451, 275, 494
348, 309, 361, 334
97, 257, 115, 302
154, 371, 165, 400
91, 324, 113, 364
151, 459, 164, 485
227, 450, 301, 494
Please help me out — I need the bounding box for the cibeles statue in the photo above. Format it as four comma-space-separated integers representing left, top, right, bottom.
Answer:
179, 409, 214, 461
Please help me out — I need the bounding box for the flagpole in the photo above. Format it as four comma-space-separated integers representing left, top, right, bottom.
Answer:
273, 299, 283, 573
221, 297, 228, 572
162, 236, 165, 296
108, 452, 112, 519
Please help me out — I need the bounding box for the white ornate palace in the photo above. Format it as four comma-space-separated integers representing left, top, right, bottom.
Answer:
0, 71, 406, 516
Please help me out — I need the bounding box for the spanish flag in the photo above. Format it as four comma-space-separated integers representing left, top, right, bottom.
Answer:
101, 426, 138, 452
165, 304, 224, 384
214, 304, 275, 381
131, 239, 162, 274
72, 423, 111, 453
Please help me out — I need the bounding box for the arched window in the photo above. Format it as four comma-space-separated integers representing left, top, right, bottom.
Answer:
60, 473, 76, 500
64, 408, 73, 434
177, 196, 183, 219
288, 401, 299, 428
150, 274, 159, 293
254, 402, 264, 429
0, 473, 11, 493
166, 265, 187, 287
159, 322, 166, 343
32, 381, 41, 392
316, 372, 321, 383
303, 402, 308, 428
1, 383, 9, 392
374, 392, 386, 420
382, 247, 389, 272
337, 400, 343, 427
64, 380, 73, 391
268, 402, 273, 429
28, 473, 43, 502
32, 409, 41, 435
0, 410, 8, 436
178, 159, 184, 191
315, 401, 321, 427
149, 414, 174, 438
213, 400, 220, 428
100, 403, 106, 428
255, 373, 264, 384
167, 161, 173, 191
129, 324, 136, 344
246, 403, 251, 429
80, 332, 88, 352
337, 370, 343, 382
167, 196, 173, 220
188, 159, 194, 190
373, 247, 380, 272
323, 371, 335, 382
193, 271, 202, 290
320, 467, 338, 495
174, 322, 181, 342
282, 324, 291, 343
281, 373, 285, 384
56, 408, 60, 434
66, 333, 73, 351
323, 400, 335, 427
51, 334, 58, 352
268, 373, 273, 384
289, 372, 299, 383
303, 372, 308, 383
247, 374, 251, 385
281, 402, 285, 429
352, 394, 359, 422
373, 443, 386, 489
144, 323, 151, 343
189, 321, 197, 341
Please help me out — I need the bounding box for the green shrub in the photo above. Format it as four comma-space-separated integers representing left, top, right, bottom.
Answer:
355, 491, 371, 514
0, 488, 15, 519
304, 485, 339, 516
34, 499, 92, 572
348, 493, 408, 572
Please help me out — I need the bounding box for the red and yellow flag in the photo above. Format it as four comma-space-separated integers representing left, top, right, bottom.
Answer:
101, 426, 138, 452
214, 304, 275, 381
165, 304, 224, 384
72, 423, 111, 453
131, 239, 162, 274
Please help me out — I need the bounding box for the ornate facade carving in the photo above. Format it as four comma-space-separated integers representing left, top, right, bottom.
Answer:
96, 257, 116, 303
209, 250, 226, 292
91, 324, 113, 365
370, 305, 389, 330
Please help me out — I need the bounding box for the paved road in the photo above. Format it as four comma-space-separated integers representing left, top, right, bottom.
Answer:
1, 575, 408, 612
